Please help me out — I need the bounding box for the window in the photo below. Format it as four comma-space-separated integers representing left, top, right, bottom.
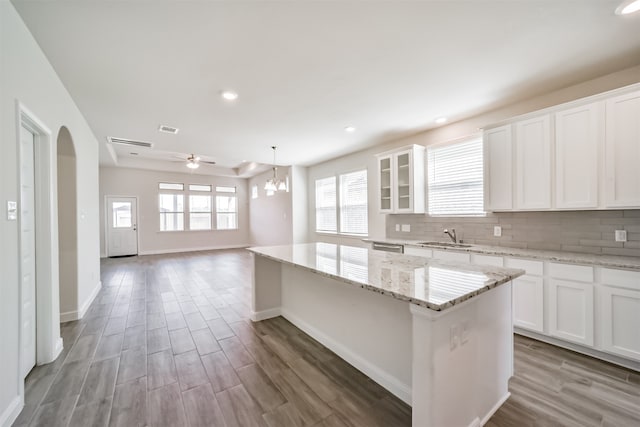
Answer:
159, 182, 184, 191
427, 138, 484, 216
112, 202, 132, 228
339, 170, 368, 235
315, 171, 368, 235
251, 185, 258, 199
159, 194, 184, 231
189, 195, 212, 230
189, 184, 212, 192
216, 187, 237, 230
315, 176, 337, 233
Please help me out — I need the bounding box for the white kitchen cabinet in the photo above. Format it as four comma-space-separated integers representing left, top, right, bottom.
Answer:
555, 102, 601, 209
515, 115, 552, 210
432, 250, 470, 263
605, 90, 640, 208
404, 246, 433, 258
376, 145, 425, 213
512, 275, 544, 333
484, 125, 513, 211
600, 286, 640, 361
548, 279, 594, 346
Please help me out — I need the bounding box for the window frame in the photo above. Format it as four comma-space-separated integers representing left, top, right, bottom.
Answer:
426, 136, 485, 217
315, 168, 369, 237
159, 192, 185, 232
215, 187, 238, 230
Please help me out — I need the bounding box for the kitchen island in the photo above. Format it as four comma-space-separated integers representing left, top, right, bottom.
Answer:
249, 243, 524, 427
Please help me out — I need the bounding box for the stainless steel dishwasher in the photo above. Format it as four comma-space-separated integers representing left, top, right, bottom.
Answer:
371, 242, 404, 253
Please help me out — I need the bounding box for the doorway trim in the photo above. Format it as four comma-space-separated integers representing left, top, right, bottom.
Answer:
104, 195, 140, 257
16, 101, 63, 383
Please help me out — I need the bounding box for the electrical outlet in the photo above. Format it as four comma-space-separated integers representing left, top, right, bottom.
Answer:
401, 224, 410, 232
461, 320, 470, 344
395, 224, 400, 232
449, 324, 459, 351
615, 230, 627, 242
493, 226, 502, 237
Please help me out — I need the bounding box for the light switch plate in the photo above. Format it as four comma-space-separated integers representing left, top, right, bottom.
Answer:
7, 201, 17, 221
401, 224, 410, 232
493, 226, 502, 237
395, 224, 400, 232
615, 230, 627, 242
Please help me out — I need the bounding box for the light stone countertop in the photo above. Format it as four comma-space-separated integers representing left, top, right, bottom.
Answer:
363, 238, 640, 271
248, 242, 524, 311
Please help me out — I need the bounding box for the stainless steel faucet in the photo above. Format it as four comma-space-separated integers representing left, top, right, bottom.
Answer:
444, 228, 457, 243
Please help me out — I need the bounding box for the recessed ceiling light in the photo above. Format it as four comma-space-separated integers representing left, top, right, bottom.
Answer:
435, 117, 448, 124
221, 90, 238, 101
158, 125, 179, 134
616, 0, 640, 14
344, 126, 356, 133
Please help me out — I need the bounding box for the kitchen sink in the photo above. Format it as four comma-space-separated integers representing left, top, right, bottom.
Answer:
418, 241, 472, 248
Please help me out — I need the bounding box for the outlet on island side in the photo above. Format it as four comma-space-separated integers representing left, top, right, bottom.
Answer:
449, 324, 459, 351
395, 224, 400, 232
401, 224, 410, 232
494, 226, 502, 237
615, 230, 627, 242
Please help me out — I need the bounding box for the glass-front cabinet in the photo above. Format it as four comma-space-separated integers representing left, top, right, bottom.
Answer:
376, 144, 425, 214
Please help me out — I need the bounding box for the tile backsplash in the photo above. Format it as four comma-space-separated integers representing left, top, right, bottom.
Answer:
386, 210, 640, 257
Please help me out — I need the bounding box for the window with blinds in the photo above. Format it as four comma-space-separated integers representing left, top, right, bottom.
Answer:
315, 177, 337, 232
339, 170, 368, 235
427, 138, 484, 216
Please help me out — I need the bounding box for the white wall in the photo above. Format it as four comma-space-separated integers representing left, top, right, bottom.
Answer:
99, 167, 250, 256
57, 145, 78, 319
0, 3, 101, 425
249, 168, 293, 246
306, 64, 640, 244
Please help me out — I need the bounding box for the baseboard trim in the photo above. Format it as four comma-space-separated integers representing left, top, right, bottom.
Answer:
53, 337, 64, 360
0, 395, 23, 427
281, 308, 412, 405
250, 308, 281, 321
515, 329, 640, 372
60, 280, 102, 323
138, 244, 250, 256
481, 392, 510, 426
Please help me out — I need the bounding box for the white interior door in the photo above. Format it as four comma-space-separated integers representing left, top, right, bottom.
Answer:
107, 197, 138, 257
20, 125, 37, 378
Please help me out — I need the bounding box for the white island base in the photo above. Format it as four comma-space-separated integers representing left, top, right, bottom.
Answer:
252, 254, 514, 427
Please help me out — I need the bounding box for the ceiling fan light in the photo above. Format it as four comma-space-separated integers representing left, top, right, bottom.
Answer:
186, 161, 199, 169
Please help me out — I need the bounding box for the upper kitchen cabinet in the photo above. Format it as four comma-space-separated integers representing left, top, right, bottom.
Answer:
484, 125, 513, 211
515, 115, 552, 210
605, 90, 640, 208
555, 102, 601, 209
376, 144, 425, 213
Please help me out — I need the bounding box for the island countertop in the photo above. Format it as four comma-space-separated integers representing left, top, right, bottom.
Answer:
248, 242, 524, 311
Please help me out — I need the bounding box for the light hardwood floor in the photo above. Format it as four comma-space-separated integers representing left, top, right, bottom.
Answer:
13, 249, 640, 427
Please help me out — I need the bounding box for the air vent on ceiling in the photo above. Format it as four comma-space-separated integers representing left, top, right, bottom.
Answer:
158, 125, 179, 134
107, 136, 154, 148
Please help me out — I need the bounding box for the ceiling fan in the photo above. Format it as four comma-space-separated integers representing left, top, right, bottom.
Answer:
173, 154, 216, 169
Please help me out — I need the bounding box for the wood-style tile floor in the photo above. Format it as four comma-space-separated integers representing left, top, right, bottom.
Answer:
13, 249, 640, 427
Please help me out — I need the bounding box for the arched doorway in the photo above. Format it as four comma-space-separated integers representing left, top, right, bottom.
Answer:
56, 126, 78, 321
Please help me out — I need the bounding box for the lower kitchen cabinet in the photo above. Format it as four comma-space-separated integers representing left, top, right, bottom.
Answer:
548, 279, 594, 347
512, 275, 544, 333
600, 286, 640, 361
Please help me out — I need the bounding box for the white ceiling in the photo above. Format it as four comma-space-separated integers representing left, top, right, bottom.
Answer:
12, 0, 640, 176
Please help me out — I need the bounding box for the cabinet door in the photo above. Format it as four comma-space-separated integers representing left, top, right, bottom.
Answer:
555, 103, 600, 209
513, 275, 544, 333
378, 155, 393, 213
515, 116, 552, 210
600, 286, 640, 361
484, 125, 513, 211
394, 149, 414, 213
548, 279, 594, 346
404, 247, 433, 258
605, 91, 640, 208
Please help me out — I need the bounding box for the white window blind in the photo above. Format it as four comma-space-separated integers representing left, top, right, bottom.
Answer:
315, 177, 337, 233
339, 170, 368, 235
427, 138, 484, 216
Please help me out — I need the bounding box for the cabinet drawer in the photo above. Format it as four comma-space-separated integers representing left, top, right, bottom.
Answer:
472, 254, 504, 267
548, 262, 593, 282
432, 250, 470, 263
404, 247, 433, 258
601, 268, 640, 291
505, 258, 543, 276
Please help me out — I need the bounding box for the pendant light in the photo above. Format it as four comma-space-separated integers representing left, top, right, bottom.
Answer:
264, 146, 287, 192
